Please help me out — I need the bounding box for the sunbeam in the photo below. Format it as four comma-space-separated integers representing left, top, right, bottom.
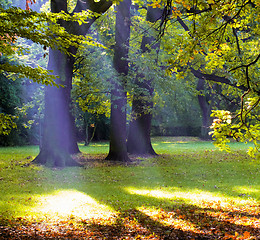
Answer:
34, 190, 117, 221
126, 187, 257, 209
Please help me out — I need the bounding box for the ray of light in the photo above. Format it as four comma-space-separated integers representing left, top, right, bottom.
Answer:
34, 190, 117, 221
126, 187, 257, 209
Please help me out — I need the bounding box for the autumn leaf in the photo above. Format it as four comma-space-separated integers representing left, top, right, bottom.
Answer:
242, 231, 251, 239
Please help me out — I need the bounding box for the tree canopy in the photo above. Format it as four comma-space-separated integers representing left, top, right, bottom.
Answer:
0, 5, 99, 85
0, 0, 259, 159
156, 0, 260, 157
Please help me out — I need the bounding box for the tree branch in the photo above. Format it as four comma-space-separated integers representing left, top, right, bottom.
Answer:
185, 5, 212, 15
176, 16, 189, 32
175, 15, 249, 91
231, 54, 260, 71
70, 0, 112, 36
190, 68, 247, 91
202, 0, 251, 40
232, 27, 241, 55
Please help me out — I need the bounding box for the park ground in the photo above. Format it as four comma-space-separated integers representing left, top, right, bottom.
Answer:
0, 137, 259, 239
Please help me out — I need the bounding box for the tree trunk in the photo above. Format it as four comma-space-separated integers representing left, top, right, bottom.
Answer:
84, 112, 89, 146
127, 7, 162, 156
127, 96, 157, 155
106, 0, 131, 161
197, 78, 212, 139
33, 0, 112, 167
33, 49, 80, 167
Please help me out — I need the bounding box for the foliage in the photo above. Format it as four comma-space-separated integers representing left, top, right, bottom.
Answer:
152, 79, 202, 136
0, 137, 259, 239
0, 113, 17, 135
0, 0, 105, 85
9, 37, 47, 142
72, 47, 112, 118
210, 96, 260, 158
0, 68, 22, 142
0, 1, 104, 137
71, 37, 113, 142
0, 37, 46, 142
157, 0, 260, 155
15, 85, 45, 142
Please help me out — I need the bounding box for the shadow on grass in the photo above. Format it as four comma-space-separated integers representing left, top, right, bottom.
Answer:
0, 146, 259, 239
0, 189, 259, 239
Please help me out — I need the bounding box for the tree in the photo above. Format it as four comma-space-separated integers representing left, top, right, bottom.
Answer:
127, 6, 163, 155
72, 46, 111, 146
196, 78, 212, 139
0, 1, 97, 138
33, 0, 112, 167
0, 67, 21, 140
106, 0, 132, 161
0, 5, 85, 85
160, 0, 260, 156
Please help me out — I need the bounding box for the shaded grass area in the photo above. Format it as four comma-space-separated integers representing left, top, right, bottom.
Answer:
0, 137, 259, 239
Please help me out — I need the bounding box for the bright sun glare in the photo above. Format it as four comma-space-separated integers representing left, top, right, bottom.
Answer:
126, 187, 257, 209
34, 190, 116, 221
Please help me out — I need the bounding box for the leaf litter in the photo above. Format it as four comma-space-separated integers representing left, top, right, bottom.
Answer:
0, 200, 259, 239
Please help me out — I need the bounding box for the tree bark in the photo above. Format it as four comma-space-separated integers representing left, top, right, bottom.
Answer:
106, 0, 131, 161
33, 49, 80, 167
196, 79, 212, 139
127, 7, 162, 156
33, 0, 111, 167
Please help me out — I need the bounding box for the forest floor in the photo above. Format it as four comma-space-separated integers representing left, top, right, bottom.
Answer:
0, 137, 259, 239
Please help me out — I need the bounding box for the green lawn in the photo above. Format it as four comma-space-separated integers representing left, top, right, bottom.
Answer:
0, 137, 259, 239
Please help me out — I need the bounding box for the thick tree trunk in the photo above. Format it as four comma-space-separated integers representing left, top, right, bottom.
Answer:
33, 1, 79, 167
34, 0, 112, 167
127, 7, 162, 156
197, 78, 212, 139
127, 95, 157, 155
106, 0, 131, 161
33, 49, 80, 167
106, 88, 129, 161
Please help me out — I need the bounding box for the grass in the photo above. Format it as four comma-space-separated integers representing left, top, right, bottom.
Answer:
0, 137, 259, 239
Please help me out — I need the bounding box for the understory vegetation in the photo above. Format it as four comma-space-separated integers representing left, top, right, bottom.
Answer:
0, 137, 259, 239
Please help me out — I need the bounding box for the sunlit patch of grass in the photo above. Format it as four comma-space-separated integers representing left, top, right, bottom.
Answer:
126, 188, 257, 209
0, 138, 260, 239
33, 190, 117, 222
235, 186, 260, 194
78, 142, 109, 155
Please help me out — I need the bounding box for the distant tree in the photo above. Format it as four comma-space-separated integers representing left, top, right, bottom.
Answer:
196, 78, 212, 139
0, 66, 21, 141
151, 77, 201, 137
